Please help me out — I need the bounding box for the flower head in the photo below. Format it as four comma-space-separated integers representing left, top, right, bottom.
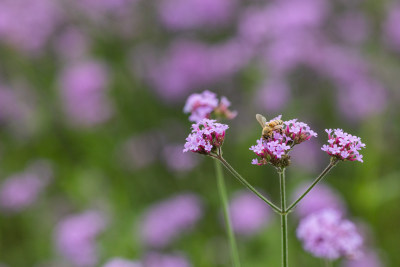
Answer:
297, 209, 363, 260
55, 210, 107, 266
183, 119, 228, 155
283, 119, 318, 145
140, 193, 203, 248
228, 191, 271, 236
250, 115, 317, 167
250, 137, 291, 168
184, 90, 237, 122
321, 129, 365, 162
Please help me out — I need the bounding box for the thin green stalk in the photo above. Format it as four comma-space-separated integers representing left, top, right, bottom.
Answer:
286, 159, 338, 213
279, 169, 288, 267
217, 156, 281, 214
214, 160, 241, 267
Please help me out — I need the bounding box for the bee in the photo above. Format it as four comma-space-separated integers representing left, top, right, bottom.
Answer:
256, 114, 284, 140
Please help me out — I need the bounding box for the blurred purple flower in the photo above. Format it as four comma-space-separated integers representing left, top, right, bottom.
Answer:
343, 250, 383, 267
162, 144, 199, 173
184, 90, 237, 122
69, 0, 137, 20
255, 77, 291, 112
184, 90, 219, 122
140, 193, 203, 248
55, 210, 107, 267
297, 209, 363, 260
335, 11, 370, 45
292, 183, 346, 218
383, 3, 400, 53
141, 39, 250, 102
239, 0, 329, 46
0, 0, 62, 54
59, 60, 113, 127
119, 131, 165, 170
0, 160, 52, 213
103, 258, 142, 267
228, 191, 271, 236
336, 79, 386, 121
157, 0, 236, 30
54, 27, 90, 61
144, 252, 191, 267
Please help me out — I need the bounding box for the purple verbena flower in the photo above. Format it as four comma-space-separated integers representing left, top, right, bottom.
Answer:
0, 0, 62, 54
183, 90, 218, 122
103, 258, 142, 267
250, 116, 316, 167
183, 119, 228, 155
383, 3, 400, 53
59, 60, 113, 127
55, 210, 107, 267
343, 249, 383, 267
0, 160, 52, 213
283, 118, 318, 145
297, 209, 363, 260
157, 0, 236, 30
144, 252, 192, 267
228, 191, 271, 236
292, 184, 346, 218
140, 193, 203, 248
250, 138, 290, 168
321, 129, 365, 162
184, 90, 237, 122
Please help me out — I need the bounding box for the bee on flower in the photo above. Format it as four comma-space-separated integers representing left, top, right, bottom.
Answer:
251, 115, 317, 167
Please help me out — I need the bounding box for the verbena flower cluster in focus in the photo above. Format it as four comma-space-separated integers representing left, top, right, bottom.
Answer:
183, 119, 228, 155
250, 116, 318, 168
322, 129, 366, 162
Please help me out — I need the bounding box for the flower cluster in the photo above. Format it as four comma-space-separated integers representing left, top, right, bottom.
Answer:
321, 129, 365, 162
250, 137, 291, 167
297, 209, 363, 260
183, 119, 228, 155
55, 210, 107, 266
250, 116, 317, 167
283, 118, 318, 145
228, 191, 271, 236
140, 193, 203, 248
184, 90, 236, 122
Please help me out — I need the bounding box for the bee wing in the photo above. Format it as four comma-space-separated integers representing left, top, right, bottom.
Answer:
256, 114, 267, 128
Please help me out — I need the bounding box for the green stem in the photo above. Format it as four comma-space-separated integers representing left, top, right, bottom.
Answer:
214, 160, 241, 267
217, 156, 281, 214
279, 169, 288, 267
286, 159, 338, 213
